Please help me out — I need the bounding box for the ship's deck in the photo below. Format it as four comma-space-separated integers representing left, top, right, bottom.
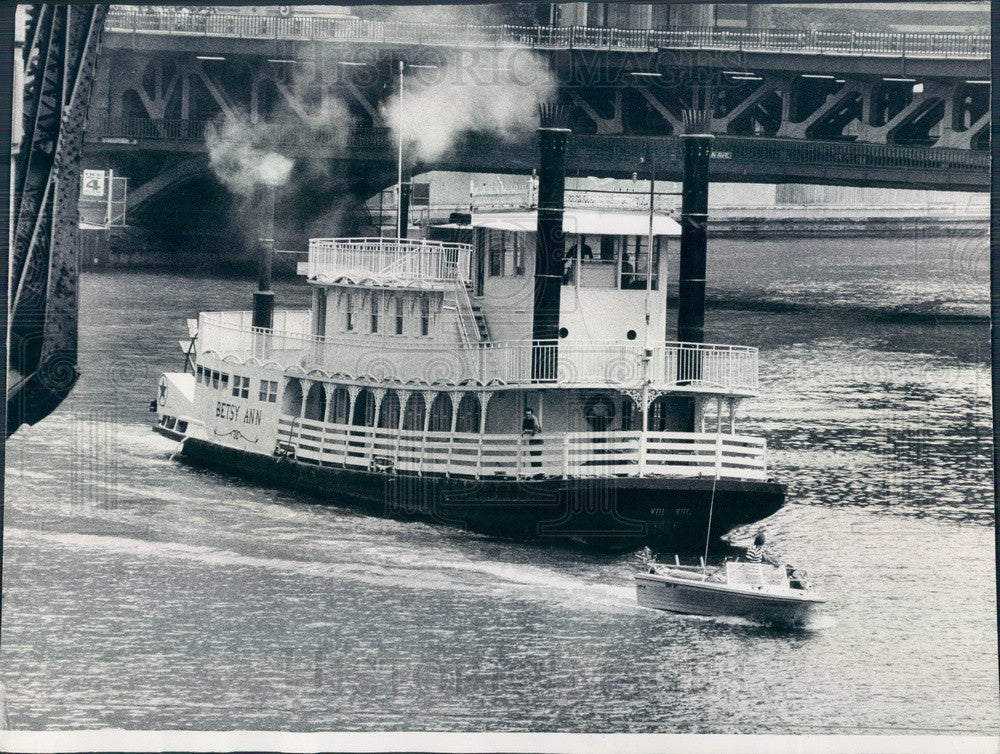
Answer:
197, 309, 759, 395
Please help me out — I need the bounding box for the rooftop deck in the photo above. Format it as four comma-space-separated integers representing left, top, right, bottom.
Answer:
197, 310, 759, 394
302, 238, 472, 286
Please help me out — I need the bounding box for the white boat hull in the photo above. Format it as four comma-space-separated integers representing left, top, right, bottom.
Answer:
634, 571, 825, 627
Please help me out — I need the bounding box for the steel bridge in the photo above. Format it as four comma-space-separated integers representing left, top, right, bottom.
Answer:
89, 7, 990, 220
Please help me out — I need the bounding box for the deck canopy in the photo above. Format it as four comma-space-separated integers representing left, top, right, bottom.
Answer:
441, 210, 682, 237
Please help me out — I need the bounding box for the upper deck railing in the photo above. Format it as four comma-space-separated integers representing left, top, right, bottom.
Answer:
306, 238, 472, 284
105, 7, 989, 58
197, 310, 759, 394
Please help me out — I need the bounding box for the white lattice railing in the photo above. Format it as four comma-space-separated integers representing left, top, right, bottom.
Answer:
197, 310, 758, 393
276, 417, 768, 481
306, 238, 472, 284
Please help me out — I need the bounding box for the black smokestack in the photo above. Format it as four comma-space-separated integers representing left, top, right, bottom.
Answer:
398, 181, 412, 240
532, 105, 569, 382
676, 102, 712, 431
252, 185, 275, 330
677, 108, 712, 347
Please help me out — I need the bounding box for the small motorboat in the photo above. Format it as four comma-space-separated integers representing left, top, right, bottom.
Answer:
634, 558, 825, 627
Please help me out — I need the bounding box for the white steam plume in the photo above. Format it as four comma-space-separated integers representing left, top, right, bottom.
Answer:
381, 47, 557, 162
206, 116, 294, 194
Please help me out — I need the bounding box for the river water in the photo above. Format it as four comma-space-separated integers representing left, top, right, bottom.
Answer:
2, 233, 996, 734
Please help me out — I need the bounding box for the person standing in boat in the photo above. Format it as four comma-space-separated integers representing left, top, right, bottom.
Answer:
522, 408, 543, 472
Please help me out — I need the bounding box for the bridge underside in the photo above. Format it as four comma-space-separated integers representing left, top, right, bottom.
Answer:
81, 20, 989, 258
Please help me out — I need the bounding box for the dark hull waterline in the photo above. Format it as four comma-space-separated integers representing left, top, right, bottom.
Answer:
170, 433, 786, 553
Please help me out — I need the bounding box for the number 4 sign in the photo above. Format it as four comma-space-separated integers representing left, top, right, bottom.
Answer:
81, 169, 106, 198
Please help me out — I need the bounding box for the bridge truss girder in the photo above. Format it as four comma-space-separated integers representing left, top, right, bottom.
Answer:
95, 43, 990, 155
9, 4, 108, 434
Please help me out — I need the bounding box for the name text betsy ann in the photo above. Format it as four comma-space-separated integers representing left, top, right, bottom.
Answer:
216, 401, 262, 426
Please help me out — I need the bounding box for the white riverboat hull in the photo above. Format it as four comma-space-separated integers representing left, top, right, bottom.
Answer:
634, 567, 825, 627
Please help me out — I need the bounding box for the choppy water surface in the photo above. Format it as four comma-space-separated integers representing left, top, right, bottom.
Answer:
2, 234, 995, 733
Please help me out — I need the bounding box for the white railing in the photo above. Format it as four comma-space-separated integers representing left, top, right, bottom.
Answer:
307, 238, 472, 284
276, 417, 768, 481
197, 310, 759, 392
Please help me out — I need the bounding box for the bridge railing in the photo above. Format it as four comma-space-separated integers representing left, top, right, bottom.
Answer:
104, 8, 989, 58
85, 115, 988, 173
85, 116, 989, 173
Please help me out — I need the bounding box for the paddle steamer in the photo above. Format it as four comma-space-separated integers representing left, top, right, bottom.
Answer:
153, 119, 785, 551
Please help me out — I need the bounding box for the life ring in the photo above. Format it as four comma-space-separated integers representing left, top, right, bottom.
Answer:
278, 6, 291, 17
583, 394, 616, 431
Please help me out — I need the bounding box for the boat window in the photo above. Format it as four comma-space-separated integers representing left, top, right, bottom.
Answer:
512, 235, 525, 276
232, 375, 250, 399
395, 297, 404, 335
621, 397, 635, 431
259, 379, 278, 403
568, 236, 594, 261
420, 297, 430, 336
314, 289, 327, 338
345, 294, 354, 332
370, 294, 379, 333
489, 248, 505, 277
196, 365, 204, 384
220, 373, 229, 391
211, 371, 219, 389
621, 236, 661, 291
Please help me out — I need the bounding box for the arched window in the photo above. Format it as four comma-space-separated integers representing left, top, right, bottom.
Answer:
402, 393, 426, 431
621, 396, 635, 431
281, 378, 303, 416
370, 293, 379, 333
304, 382, 327, 421
428, 393, 452, 433
378, 391, 401, 429
352, 388, 375, 426
455, 394, 481, 433
328, 386, 351, 424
